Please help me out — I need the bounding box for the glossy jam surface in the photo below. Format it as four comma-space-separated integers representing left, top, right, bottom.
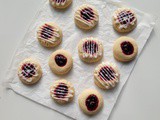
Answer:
80, 8, 94, 21
86, 94, 99, 111
121, 41, 134, 55
99, 66, 116, 81
55, 0, 66, 3
117, 10, 135, 25
83, 40, 98, 55
54, 83, 68, 98
21, 63, 36, 78
41, 24, 54, 40
55, 54, 67, 67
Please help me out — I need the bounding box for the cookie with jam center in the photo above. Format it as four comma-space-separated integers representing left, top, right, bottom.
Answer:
113, 36, 138, 62
49, 49, 73, 75
49, 0, 72, 9
78, 89, 103, 115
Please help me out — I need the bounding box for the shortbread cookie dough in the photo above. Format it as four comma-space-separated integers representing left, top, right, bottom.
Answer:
74, 4, 99, 30
49, 49, 73, 75
78, 89, 103, 115
18, 58, 42, 85
94, 61, 120, 90
113, 36, 138, 62
78, 37, 103, 63
49, 0, 72, 9
112, 8, 137, 33
37, 22, 62, 48
50, 79, 74, 104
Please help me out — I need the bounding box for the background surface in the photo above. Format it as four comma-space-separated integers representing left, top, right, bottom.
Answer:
0, 0, 160, 120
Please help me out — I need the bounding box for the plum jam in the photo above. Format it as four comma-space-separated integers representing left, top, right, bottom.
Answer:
21, 63, 36, 78
80, 8, 94, 21
55, 54, 67, 67
85, 94, 99, 111
54, 83, 68, 98
41, 24, 54, 40
121, 41, 134, 55
99, 66, 116, 81
83, 40, 98, 55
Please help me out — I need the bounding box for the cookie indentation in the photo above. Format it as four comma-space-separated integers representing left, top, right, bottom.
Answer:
121, 41, 134, 55
83, 40, 98, 55
55, 54, 67, 67
54, 83, 68, 98
21, 63, 36, 78
81, 8, 94, 21
86, 94, 99, 111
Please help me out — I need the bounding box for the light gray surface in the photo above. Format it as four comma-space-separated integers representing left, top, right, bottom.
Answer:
0, 0, 160, 120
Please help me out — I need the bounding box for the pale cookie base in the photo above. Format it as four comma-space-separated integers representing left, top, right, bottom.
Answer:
49, 49, 73, 75
49, 0, 72, 9
37, 22, 62, 48
113, 36, 138, 62
18, 58, 42, 85
74, 4, 99, 30
50, 79, 75, 104
78, 89, 103, 115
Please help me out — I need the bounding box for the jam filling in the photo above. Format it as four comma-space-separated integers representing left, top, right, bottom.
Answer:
55, 0, 66, 3
55, 54, 67, 67
83, 40, 98, 55
121, 41, 134, 55
117, 10, 135, 25
54, 83, 68, 98
99, 66, 116, 81
41, 24, 54, 40
21, 63, 36, 78
80, 8, 94, 21
86, 94, 99, 111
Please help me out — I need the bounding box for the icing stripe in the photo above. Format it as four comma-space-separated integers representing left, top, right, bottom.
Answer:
51, 0, 67, 6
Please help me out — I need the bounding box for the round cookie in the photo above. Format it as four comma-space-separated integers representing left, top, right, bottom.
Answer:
78, 89, 103, 115
50, 79, 75, 104
94, 61, 120, 90
78, 37, 103, 63
113, 36, 138, 62
74, 4, 99, 30
18, 58, 42, 85
37, 22, 62, 48
49, 0, 72, 9
112, 8, 137, 33
49, 49, 73, 75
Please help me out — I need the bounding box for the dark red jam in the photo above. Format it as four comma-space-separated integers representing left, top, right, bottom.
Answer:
99, 66, 116, 81
55, 54, 67, 67
41, 24, 54, 40
117, 10, 135, 25
55, 0, 66, 3
83, 40, 98, 55
121, 41, 134, 55
54, 83, 68, 98
21, 63, 36, 78
80, 8, 94, 21
85, 94, 99, 111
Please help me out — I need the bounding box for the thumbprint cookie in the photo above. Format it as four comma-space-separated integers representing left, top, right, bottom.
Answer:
37, 22, 62, 48
112, 8, 137, 33
74, 4, 99, 30
94, 61, 120, 90
18, 58, 42, 85
49, 0, 72, 9
78, 89, 103, 115
113, 36, 138, 62
78, 37, 103, 63
50, 79, 75, 104
49, 49, 73, 75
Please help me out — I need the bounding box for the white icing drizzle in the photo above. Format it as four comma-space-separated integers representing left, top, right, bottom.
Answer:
81, 37, 102, 58
38, 23, 60, 44
18, 62, 38, 83
75, 5, 98, 27
50, 83, 74, 101
50, 0, 67, 6
94, 62, 119, 89
113, 8, 136, 29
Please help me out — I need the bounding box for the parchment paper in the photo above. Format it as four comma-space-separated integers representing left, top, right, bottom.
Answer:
4, 0, 155, 119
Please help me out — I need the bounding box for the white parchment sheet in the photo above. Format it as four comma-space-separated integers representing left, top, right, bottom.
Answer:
4, 0, 155, 119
